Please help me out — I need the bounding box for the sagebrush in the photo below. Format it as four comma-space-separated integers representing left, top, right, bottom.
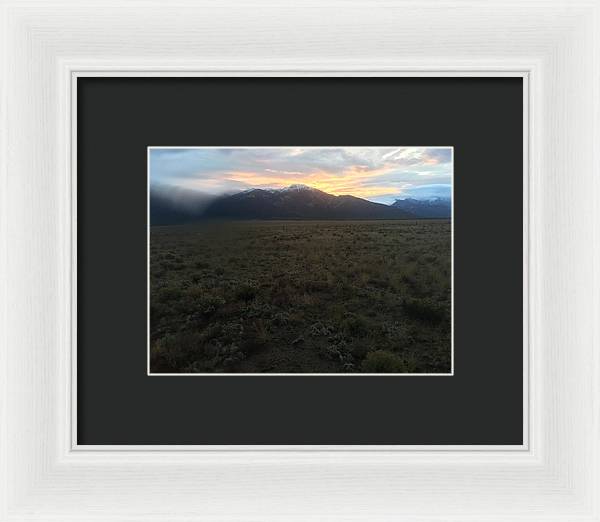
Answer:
150, 220, 451, 373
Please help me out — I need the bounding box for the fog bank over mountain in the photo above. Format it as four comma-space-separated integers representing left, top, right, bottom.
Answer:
150, 184, 451, 225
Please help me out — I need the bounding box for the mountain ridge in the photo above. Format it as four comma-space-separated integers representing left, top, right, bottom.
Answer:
150, 184, 450, 225
201, 186, 415, 221
391, 196, 451, 219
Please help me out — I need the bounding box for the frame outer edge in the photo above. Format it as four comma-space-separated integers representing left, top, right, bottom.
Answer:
3, 0, 600, 520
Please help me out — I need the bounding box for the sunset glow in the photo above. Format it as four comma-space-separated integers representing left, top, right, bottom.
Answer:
150, 147, 452, 204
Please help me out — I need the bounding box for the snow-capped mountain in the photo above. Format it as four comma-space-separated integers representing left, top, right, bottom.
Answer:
390, 197, 451, 218
202, 185, 415, 220
150, 184, 416, 224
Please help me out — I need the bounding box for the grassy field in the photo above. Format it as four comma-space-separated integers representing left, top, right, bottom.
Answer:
150, 220, 451, 373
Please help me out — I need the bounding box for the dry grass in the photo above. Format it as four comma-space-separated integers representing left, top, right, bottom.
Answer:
150, 220, 451, 373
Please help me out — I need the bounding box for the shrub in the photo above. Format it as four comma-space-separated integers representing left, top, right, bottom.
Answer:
220, 321, 244, 343
188, 292, 225, 316
242, 301, 273, 319
150, 220, 451, 374
151, 331, 205, 370
211, 343, 244, 369
250, 319, 271, 346
309, 321, 334, 337
341, 313, 370, 338
184, 342, 245, 372
361, 350, 417, 373
402, 297, 447, 324
304, 279, 330, 293
156, 286, 182, 302
320, 342, 353, 365
367, 276, 390, 289
381, 321, 405, 341
269, 282, 293, 307
271, 311, 290, 327
235, 280, 259, 301
349, 340, 370, 360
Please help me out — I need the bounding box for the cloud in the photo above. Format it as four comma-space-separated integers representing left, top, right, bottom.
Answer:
396, 184, 451, 200
149, 147, 452, 204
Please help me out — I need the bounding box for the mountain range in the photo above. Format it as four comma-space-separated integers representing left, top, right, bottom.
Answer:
391, 196, 451, 218
150, 184, 450, 225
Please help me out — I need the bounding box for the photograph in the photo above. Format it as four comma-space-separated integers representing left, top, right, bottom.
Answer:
148, 146, 453, 374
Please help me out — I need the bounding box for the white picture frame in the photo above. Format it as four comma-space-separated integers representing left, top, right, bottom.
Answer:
1, 0, 598, 520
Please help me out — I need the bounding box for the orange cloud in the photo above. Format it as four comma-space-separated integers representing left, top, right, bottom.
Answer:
152, 146, 452, 205
226, 165, 400, 199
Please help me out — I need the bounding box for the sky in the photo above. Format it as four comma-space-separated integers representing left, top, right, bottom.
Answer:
149, 147, 452, 204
